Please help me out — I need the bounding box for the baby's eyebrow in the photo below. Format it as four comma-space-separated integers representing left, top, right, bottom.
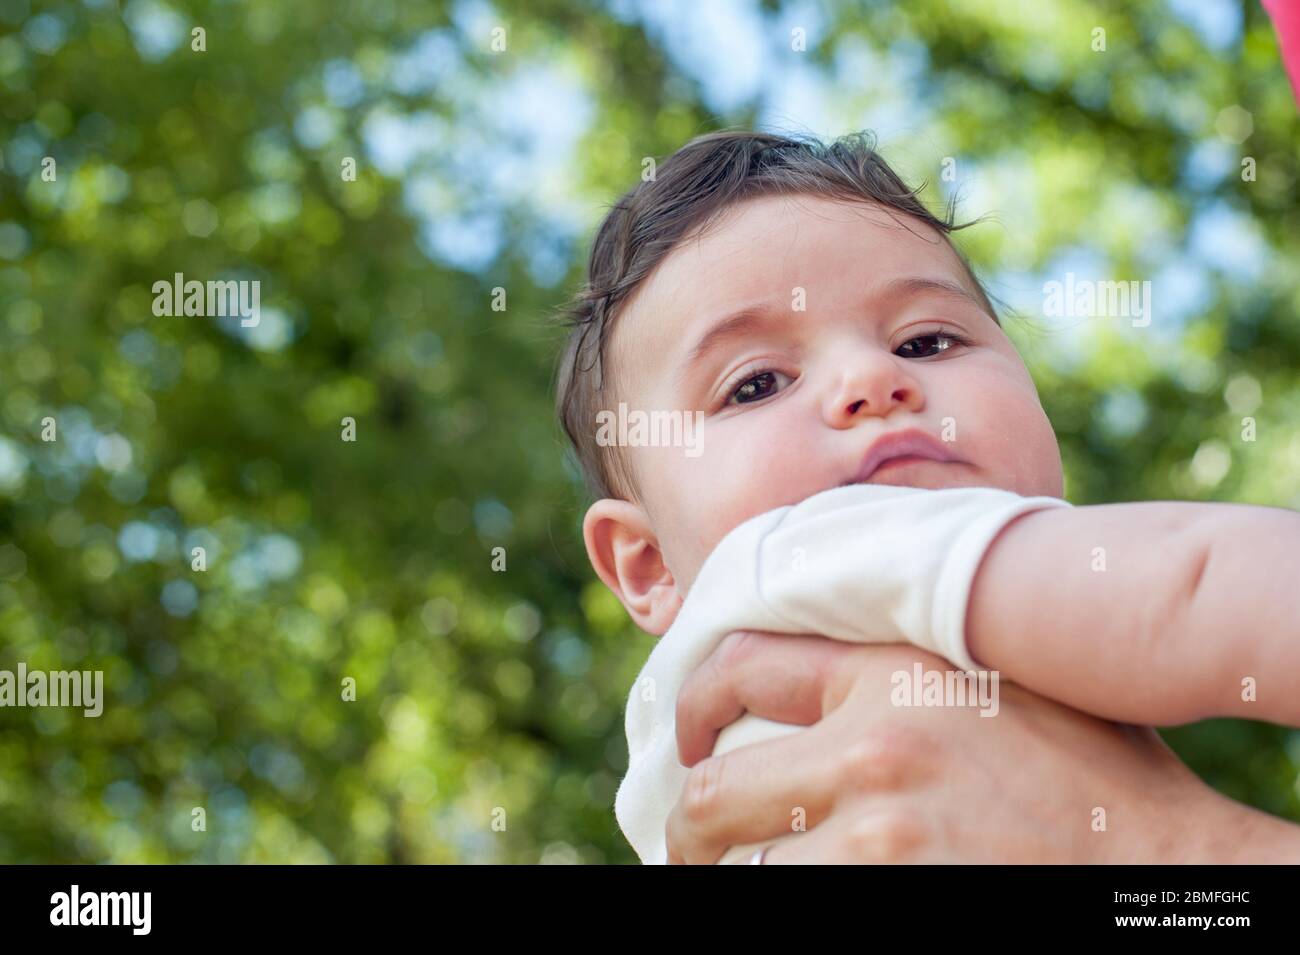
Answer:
677, 303, 786, 384
877, 275, 986, 312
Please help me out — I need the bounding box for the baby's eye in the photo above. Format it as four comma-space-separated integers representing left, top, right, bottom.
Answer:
728, 370, 792, 405
896, 331, 971, 359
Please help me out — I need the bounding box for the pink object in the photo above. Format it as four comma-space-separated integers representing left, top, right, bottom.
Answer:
1263, 0, 1300, 103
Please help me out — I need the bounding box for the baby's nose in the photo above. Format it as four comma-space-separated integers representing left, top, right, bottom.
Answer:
823, 355, 925, 427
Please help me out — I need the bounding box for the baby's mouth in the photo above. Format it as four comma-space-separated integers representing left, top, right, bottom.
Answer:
847, 427, 964, 485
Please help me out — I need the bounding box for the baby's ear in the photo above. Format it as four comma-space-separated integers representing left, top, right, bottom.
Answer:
583, 498, 681, 636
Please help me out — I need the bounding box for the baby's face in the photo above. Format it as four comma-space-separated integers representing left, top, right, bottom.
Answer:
606, 194, 1063, 594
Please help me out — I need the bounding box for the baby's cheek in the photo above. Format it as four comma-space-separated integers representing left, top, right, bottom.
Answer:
660, 458, 758, 574
980, 386, 1062, 493
638, 450, 738, 581
686, 445, 827, 558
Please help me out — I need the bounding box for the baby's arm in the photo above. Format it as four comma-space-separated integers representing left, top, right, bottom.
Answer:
966, 501, 1300, 726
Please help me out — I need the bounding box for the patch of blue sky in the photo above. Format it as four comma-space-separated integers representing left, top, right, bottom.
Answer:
1181, 139, 1236, 193
228, 533, 302, 592
0, 436, 28, 495
763, 0, 831, 123
41, 408, 101, 473
856, 40, 936, 126
1124, 73, 1207, 137
390, 29, 462, 95
293, 106, 340, 151
451, 0, 499, 44
122, 0, 185, 62
516, 228, 574, 287
376, 55, 592, 275
23, 12, 67, 55
768, 0, 828, 57
323, 58, 366, 109
399, 169, 505, 272
760, 59, 837, 138
1167, 0, 1242, 53
160, 579, 198, 617
419, 211, 503, 274
951, 153, 1044, 267
1150, 255, 1214, 332
118, 520, 161, 562
627, 0, 766, 114
1188, 200, 1269, 283
211, 305, 295, 353
1002, 248, 1109, 369
361, 108, 445, 177
1005, 237, 1224, 380
1097, 387, 1151, 440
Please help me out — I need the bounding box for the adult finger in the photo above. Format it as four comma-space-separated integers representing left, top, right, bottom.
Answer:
727, 804, 931, 865
665, 718, 845, 864
675, 630, 873, 767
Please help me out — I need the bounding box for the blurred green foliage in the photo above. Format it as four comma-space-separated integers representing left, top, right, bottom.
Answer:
0, 0, 1297, 863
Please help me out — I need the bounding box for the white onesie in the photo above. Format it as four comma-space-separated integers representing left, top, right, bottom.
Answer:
613, 482, 1073, 865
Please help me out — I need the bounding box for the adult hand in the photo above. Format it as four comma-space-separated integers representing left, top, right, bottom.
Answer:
666, 632, 1300, 864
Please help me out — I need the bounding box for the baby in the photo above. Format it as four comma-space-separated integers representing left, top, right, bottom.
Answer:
554, 130, 1300, 864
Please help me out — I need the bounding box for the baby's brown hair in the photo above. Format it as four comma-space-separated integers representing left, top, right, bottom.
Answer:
555, 129, 997, 501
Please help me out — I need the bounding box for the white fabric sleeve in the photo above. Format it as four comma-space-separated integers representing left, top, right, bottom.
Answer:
754, 483, 1074, 670
614, 483, 1072, 864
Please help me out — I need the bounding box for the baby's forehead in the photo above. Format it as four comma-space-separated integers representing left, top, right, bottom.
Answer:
608, 194, 979, 391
